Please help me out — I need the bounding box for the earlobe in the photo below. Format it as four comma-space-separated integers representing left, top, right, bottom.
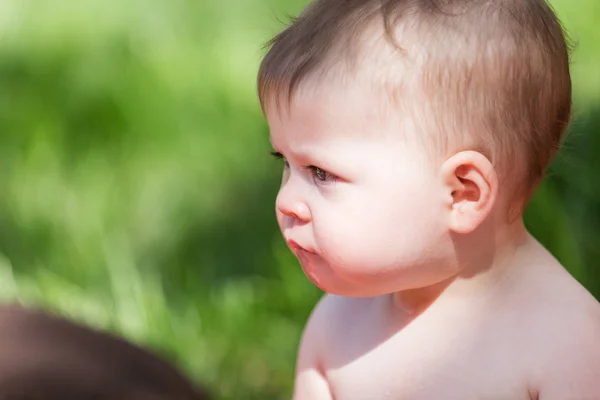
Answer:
441, 151, 498, 234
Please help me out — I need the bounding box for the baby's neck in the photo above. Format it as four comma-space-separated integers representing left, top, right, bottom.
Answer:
393, 218, 537, 317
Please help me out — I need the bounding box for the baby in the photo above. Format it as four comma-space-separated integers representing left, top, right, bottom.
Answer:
0, 304, 209, 399
258, 0, 600, 399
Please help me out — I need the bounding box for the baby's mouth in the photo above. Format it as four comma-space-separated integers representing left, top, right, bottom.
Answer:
286, 239, 316, 255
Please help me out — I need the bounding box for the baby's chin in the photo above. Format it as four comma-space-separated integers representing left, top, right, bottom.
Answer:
297, 253, 404, 297
295, 249, 328, 290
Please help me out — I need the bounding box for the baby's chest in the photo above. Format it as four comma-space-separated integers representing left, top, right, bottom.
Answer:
324, 329, 532, 400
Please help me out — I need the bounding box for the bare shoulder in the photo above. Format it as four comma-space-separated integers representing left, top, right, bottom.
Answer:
300, 294, 372, 351
296, 294, 375, 367
293, 295, 372, 400
524, 260, 600, 399
535, 302, 600, 399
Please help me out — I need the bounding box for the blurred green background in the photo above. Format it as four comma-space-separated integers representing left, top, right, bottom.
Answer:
0, 0, 598, 398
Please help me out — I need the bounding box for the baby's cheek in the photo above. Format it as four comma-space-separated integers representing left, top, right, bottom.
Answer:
317, 220, 387, 271
327, 209, 416, 259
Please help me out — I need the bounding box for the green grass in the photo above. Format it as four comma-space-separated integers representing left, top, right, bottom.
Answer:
0, 0, 598, 399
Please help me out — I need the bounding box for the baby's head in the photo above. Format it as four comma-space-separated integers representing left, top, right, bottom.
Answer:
0, 304, 209, 399
259, 0, 572, 296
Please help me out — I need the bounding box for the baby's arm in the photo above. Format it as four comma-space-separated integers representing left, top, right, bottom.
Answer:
293, 295, 335, 400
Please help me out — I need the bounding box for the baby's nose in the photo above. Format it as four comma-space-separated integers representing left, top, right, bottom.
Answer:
276, 185, 311, 223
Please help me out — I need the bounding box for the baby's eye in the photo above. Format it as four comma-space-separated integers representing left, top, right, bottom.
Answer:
309, 166, 336, 183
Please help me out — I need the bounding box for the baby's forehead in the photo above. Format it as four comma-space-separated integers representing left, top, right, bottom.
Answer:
263, 35, 427, 135
267, 92, 398, 149
266, 90, 429, 167
267, 74, 407, 126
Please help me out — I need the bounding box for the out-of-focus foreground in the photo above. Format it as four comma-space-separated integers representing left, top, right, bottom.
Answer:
0, 0, 598, 399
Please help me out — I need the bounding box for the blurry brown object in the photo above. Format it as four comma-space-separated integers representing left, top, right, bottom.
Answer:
0, 303, 210, 399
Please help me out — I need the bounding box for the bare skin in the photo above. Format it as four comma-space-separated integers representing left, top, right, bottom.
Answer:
293, 233, 600, 399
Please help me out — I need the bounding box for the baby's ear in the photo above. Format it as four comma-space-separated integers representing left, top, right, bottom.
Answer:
441, 151, 498, 234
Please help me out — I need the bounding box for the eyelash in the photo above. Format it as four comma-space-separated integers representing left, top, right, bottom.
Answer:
270, 151, 336, 183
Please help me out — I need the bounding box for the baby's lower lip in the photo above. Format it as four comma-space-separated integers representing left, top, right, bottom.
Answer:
287, 240, 316, 254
